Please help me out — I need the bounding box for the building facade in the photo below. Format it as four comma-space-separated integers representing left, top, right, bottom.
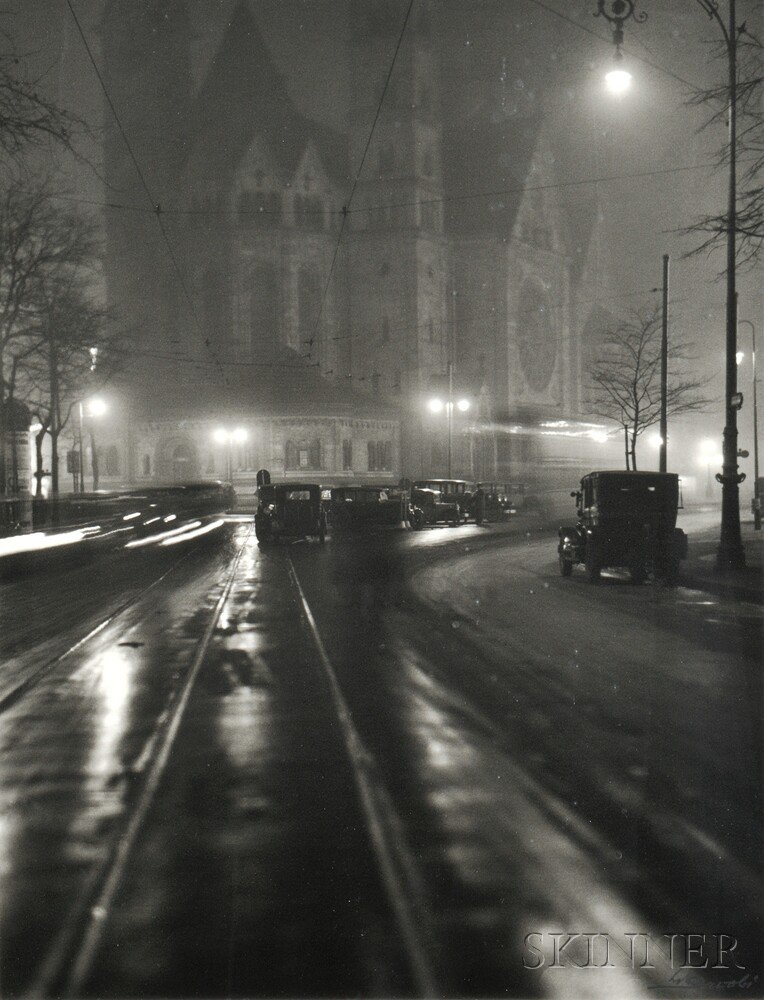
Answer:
96, 0, 602, 493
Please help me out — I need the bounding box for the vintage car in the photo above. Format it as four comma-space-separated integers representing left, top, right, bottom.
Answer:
328, 486, 411, 531
475, 482, 527, 522
410, 486, 461, 527
254, 470, 326, 544
413, 479, 478, 522
558, 470, 687, 584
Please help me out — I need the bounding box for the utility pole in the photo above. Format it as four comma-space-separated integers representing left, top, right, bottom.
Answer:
447, 360, 453, 479
717, 0, 745, 568
659, 254, 669, 473
593, 0, 746, 568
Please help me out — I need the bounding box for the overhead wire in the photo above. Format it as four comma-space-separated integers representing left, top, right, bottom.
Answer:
304, 0, 416, 363
48, 156, 754, 221
64, 0, 229, 386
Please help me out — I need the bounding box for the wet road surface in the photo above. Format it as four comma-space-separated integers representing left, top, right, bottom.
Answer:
0, 516, 760, 997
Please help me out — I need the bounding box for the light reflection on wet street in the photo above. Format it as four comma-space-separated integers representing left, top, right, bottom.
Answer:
0, 520, 760, 997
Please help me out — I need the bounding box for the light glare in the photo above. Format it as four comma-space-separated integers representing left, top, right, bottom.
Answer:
456, 398, 470, 412
605, 68, 632, 96
428, 398, 444, 414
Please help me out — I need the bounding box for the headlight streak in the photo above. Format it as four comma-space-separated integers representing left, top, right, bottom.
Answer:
0, 527, 99, 557
125, 521, 203, 549
160, 519, 224, 546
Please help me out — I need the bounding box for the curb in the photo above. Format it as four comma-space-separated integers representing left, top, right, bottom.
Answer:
679, 571, 763, 604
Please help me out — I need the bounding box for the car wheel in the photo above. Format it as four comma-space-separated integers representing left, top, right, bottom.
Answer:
559, 552, 573, 577
661, 557, 680, 587
585, 547, 601, 582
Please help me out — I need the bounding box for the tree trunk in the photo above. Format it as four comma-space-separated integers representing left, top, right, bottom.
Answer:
34, 426, 48, 498
50, 429, 60, 496
90, 428, 99, 491
623, 424, 630, 470
48, 331, 60, 497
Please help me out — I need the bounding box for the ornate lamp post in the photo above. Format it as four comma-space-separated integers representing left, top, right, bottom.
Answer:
738, 319, 759, 529
594, 0, 746, 569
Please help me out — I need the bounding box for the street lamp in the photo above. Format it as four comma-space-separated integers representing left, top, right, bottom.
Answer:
738, 318, 759, 529
596, 0, 746, 568
78, 397, 108, 492
212, 427, 247, 483
427, 363, 471, 478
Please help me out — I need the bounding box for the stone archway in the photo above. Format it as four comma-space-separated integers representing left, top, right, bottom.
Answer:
158, 436, 199, 483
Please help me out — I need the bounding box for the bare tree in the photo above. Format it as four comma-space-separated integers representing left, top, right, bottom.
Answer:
0, 23, 86, 168
21, 280, 120, 497
0, 179, 101, 492
588, 308, 713, 471
683, 29, 763, 268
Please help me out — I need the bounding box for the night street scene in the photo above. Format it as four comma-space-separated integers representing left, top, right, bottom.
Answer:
0, 1, 761, 998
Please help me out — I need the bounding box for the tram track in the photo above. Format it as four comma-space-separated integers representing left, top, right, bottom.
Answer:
288, 554, 441, 997
22, 526, 252, 999
0, 551, 197, 716
19, 532, 445, 998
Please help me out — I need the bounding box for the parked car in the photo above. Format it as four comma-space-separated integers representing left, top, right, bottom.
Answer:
413, 479, 478, 522
329, 486, 409, 531
475, 482, 527, 522
254, 470, 326, 544
410, 486, 461, 527
557, 470, 687, 584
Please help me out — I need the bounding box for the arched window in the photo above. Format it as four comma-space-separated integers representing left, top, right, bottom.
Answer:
239, 189, 282, 225
294, 194, 324, 231
105, 445, 119, 476
298, 268, 322, 352
518, 279, 556, 392
285, 440, 299, 470
251, 262, 279, 358
142, 454, 151, 476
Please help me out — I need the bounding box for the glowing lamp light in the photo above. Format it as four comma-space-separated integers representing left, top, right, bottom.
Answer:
649, 433, 664, 448
232, 427, 248, 444
605, 67, 632, 96
456, 398, 470, 412
213, 427, 229, 444
698, 438, 723, 467
588, 429, 609, 444
88, 398, 108, 418
428, 397, 445, 414
736, 350, 745, 365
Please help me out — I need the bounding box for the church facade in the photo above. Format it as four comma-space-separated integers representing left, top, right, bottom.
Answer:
96, 0, 604, 493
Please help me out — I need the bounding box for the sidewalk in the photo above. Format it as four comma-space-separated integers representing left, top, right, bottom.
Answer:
680, 517, 763, 603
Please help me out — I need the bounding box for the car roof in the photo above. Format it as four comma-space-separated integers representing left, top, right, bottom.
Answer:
263, 482, 321, 491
